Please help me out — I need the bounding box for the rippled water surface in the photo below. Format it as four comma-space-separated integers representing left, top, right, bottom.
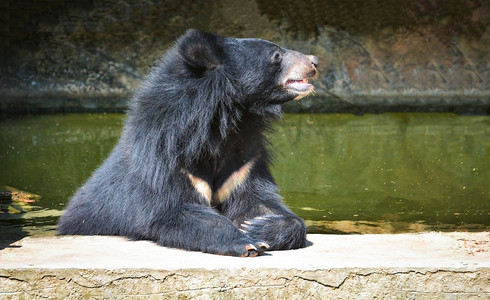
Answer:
1, 113, 489, 238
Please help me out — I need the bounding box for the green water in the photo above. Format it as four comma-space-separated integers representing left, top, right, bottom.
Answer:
1, 113, 489, 238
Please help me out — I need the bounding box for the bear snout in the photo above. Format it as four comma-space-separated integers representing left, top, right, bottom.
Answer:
307, 55, 318, 78
309, 55, 318, 68
280, 51, 318, 100
283, 51, 318, 80
306, 65, 317, 79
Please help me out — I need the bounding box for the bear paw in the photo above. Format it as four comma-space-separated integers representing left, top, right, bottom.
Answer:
239, 214, 307, 250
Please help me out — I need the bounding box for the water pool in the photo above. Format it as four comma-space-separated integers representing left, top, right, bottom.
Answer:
1, 113, 489, 238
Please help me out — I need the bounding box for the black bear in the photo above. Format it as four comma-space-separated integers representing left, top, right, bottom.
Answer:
58, 29, 318, 257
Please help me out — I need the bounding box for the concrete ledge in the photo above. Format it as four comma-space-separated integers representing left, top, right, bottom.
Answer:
1, 233, 489, 299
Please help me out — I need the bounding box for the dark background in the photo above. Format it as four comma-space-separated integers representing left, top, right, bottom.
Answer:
1, 0, 489, 114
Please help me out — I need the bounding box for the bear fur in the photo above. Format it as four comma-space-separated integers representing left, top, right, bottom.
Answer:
58, 29, 318, 257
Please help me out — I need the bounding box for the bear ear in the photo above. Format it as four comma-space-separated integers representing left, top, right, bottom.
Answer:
178, 29, 224, 73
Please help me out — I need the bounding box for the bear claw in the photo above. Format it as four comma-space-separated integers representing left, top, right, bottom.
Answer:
258, 242, 270, 249
240, 242, 268, 257
245, 244, 257, 251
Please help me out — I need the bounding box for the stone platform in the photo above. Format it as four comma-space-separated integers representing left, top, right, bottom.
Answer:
1, 233, 489, 299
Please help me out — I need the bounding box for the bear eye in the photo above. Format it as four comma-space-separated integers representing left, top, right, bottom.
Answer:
271, 50, 282, 64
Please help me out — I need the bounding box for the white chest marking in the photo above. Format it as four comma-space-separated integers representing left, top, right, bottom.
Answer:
183, 158, 256, 206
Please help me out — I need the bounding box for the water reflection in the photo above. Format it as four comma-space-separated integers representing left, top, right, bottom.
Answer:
0, 113, 488, 236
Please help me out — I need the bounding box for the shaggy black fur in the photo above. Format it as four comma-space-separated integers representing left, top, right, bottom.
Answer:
58, 29, 318, 257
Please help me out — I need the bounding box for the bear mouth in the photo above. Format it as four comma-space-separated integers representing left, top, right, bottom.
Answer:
285, 78, 312, 91
284, 78, 314, 99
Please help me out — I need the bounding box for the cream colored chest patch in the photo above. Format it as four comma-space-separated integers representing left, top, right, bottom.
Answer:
183, 158, 256, 206
186, 173, 213, 204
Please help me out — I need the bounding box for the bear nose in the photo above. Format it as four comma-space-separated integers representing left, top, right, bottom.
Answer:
309, 55, 318, 68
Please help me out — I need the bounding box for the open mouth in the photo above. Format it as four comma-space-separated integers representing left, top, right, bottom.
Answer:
285, 78, 313, 93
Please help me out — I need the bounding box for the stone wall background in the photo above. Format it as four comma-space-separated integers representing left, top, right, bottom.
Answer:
1, 0, 489, 113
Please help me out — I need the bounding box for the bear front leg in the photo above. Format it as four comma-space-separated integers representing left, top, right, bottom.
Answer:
150, 203, 269, 257
221, 175, 307, 251
239, 214, 307, 250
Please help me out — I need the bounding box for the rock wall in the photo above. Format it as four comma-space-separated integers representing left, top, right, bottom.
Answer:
1, 0, 489, 113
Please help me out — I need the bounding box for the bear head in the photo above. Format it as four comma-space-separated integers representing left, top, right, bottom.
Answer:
173, 29, 318, 114
126, 29, 318, 178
